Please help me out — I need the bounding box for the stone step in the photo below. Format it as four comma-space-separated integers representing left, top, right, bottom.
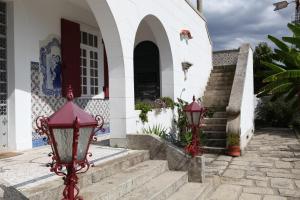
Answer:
166, 182, 212, 200
207, 80, 233, 86
205, 139, 227, 147
120, 171, 188, 200
210, 72, 235, 77
203, 94, 230, 102
22, 150, 151, 200
204, 90, 231, 96
203, 146, 227, 154
80, 160, 169, 200
206, 85, 233, 90
204, 118, 227, 125
203, 99, 229, 108
213, 65, 236, 71
208, 76, 234, 82
203, 131, 226, 139
202, 124, 226, 132
212, 112, 227, 118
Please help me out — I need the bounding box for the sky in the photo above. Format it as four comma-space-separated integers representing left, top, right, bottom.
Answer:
197, 0, 295, 50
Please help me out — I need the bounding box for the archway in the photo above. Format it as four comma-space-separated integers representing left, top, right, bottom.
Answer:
134, 15, 174, 101
134, 41, 160, 101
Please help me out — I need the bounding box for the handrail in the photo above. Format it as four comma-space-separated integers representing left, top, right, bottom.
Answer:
226, 44, 251, 134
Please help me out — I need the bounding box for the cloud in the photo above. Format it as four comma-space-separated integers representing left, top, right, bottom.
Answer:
203, 0, 295, 50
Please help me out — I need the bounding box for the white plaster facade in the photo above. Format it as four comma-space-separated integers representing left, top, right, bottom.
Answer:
240, 47, 255, 150
4, 0, 212, 150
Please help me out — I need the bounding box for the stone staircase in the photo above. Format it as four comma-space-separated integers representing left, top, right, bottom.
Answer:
202, 51, 238, 154
20, 150, 216, 200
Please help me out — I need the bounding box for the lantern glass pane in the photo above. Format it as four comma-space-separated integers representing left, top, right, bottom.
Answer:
193, 112, 201, 126
77, 127, 94, 161
186, 112, 193, 126
53, 128, 73, 163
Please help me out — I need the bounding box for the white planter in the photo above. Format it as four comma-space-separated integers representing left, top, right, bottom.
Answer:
135, 108, 175, 134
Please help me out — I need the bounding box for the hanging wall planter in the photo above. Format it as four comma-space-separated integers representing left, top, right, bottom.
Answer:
182, 61, 193, 80
180, 30, 193, 41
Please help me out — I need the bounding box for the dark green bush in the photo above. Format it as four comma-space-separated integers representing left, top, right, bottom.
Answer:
255, 96, 296, 128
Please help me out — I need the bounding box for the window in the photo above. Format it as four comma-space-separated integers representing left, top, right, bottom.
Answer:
80, 31, 100, 96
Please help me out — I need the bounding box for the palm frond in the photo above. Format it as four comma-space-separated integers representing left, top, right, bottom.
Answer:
261, 61, 286, 73
282, 37, 300, 49
263, 70, 300, 83
270, 83, 293, 94
268, 35, 289, 52
288, 23, 300, 37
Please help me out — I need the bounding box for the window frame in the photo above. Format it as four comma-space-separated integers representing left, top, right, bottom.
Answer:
79, 24, 102, 98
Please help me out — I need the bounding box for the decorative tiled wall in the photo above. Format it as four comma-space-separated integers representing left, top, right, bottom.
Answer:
213, 49, 239, 67
31, 62, 110, 147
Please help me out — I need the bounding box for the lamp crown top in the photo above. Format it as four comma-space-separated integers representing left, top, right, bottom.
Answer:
193, 95, 196, 102
66, 85, 74, 101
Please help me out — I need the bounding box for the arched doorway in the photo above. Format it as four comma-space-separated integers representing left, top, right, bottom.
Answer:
134, 15, 174, 102
134, 41, 160, 101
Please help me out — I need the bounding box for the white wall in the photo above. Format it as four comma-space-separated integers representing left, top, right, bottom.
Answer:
240, 47, 255, 150
135, 109, 174, 134
104, 0, 212, 143
9, 0, 212, 149
8, 0, 104, 150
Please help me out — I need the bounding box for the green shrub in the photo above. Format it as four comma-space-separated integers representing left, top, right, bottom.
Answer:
255, 96, 296, 128
135, 102, 152, 123
160, 97, 175, 109
227, 133, 240, 146
142, 124, 167, 139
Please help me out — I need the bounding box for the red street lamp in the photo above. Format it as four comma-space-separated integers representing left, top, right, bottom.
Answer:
36, 86, 103, 200
183, 96, 206, 157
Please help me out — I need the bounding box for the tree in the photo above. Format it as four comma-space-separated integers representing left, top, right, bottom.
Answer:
258, 23, 300, 108
253, 42, 273, 94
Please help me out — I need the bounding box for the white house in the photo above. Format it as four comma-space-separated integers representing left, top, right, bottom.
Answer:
0, 0, 254, 152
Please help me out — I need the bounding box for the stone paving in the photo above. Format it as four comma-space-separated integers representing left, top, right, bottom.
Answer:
205, 128, 300, 200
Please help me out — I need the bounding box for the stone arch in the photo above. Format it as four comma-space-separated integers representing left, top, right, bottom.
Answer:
134, 14, 174, 99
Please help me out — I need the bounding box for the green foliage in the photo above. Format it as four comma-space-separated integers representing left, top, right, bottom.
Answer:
174, 98, 189, 143
184, 131, 193, 146
227, 133, 240, 146
255, 96, 296, 128
258, 23, 300, 102
135, 102, 152, 123
253, 42, 273, 94
135, 97, 175, 123
160, 97, 175, 109
142, 124, 167, 139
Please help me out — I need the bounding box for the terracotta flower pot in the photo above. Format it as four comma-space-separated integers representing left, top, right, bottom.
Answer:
227, 145, 241, 157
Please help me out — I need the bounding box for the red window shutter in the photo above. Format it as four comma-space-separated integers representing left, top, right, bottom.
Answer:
61, 18, 81, 97
103, 41, 109, 98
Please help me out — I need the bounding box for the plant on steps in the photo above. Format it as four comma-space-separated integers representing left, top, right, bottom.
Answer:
227, 133, 241, 157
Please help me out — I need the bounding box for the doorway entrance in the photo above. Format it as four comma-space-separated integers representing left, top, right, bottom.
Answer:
0, 2, 8, 150
134, 41, 160, 101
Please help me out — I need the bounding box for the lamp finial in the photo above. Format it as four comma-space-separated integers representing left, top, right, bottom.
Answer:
193, 95, 196, 102
66, 85, 74, 101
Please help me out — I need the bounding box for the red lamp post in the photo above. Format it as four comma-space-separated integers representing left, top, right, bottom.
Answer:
183, 96, 206, 157
36, 86, 103, 200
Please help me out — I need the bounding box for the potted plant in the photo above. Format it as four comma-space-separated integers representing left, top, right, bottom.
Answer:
227, 133, 241, 157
